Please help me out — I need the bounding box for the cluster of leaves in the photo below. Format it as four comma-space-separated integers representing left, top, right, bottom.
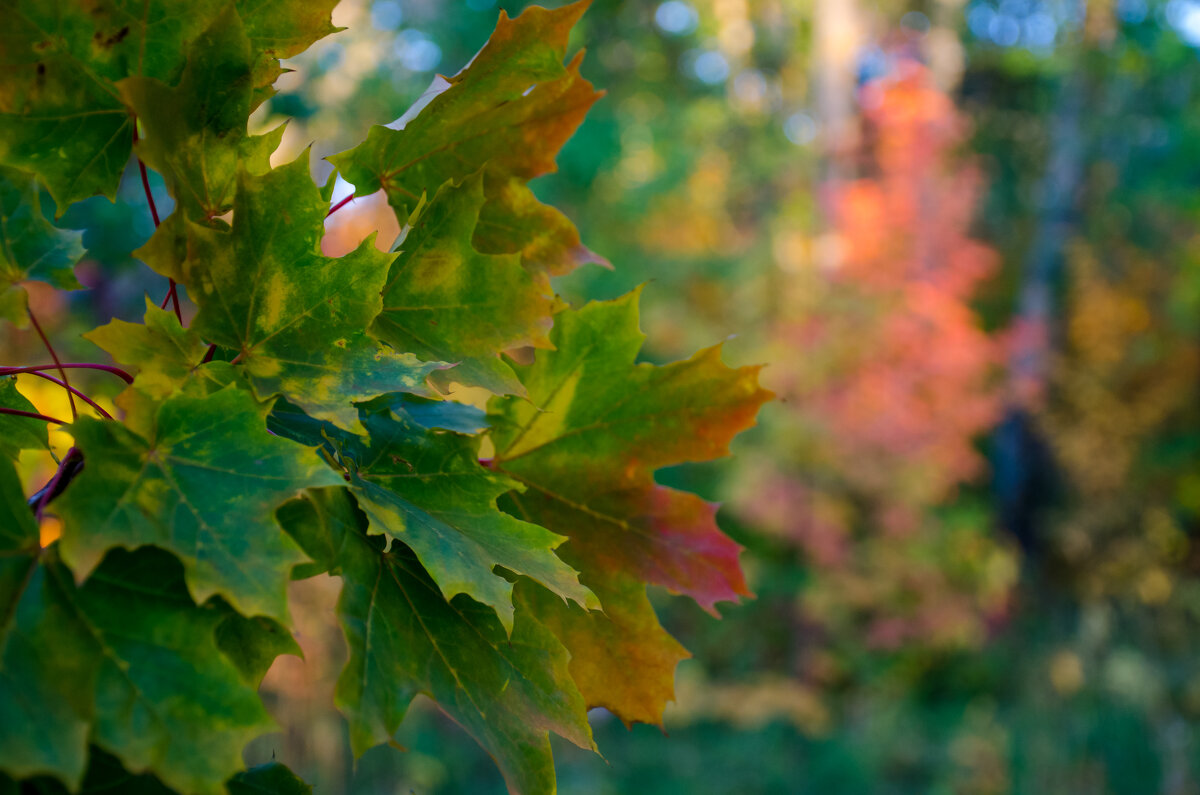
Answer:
0, 2, 768, 794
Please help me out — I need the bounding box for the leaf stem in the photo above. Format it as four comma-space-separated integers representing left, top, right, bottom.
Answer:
31, 446, 83, 521
201, 343, 217, 364
26, 307, 77, 420
17, 371, 113, 420
0, 363, 134, 384
0, 406, 67, 424
326, 193, 357, 217
159, 281, 180, 316
133, 119, 182, 323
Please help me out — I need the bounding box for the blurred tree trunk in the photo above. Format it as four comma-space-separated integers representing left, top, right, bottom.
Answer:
995, 1, 1114, 550
813, 0, 863, 205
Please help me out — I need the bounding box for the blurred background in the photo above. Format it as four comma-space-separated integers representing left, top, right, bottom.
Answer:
11, 0, 1200, 792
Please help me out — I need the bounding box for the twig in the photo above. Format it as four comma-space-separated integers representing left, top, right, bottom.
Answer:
25, 307, 76, 420
134, 120, 182, 323
29, 447, 84, 520
17, 371, 113, 420
0, 363, 134, 384
327, 193, 357, 217
0, 406, 67, 424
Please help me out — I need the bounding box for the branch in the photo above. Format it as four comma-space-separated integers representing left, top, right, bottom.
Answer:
0, 363, 134, 384
18, 370, 113, 420
26, 307, 77, 420
133, 119, 182, 323
326, 193, 357, 217
28, 447, 84, 519
0, 406, 67, 424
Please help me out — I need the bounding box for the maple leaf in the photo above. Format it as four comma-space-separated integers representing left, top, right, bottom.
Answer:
278, 488, 595, 795
328, 0, 604, 280
161, 154, 441, 431
86, 300, 209, 400
0, 376, 49, 459
234, 0, 342, 110
85, 301, 253, 438
0, 1, 339, 208
373, 173, 560, 395
227, 762, 313, 795
474, 172, 610, 284
1, 460, 275, 794
0, 748, 312, 794
488, 291, 771, 724
0, 2, 773, 791
270, 397, 595, 631
0, 747, 177, 795
118, 6, 284, 221
0, 165, 84, 324
514, 574, 690, 728
55, 385, 342, 623
214, 608, 303, 688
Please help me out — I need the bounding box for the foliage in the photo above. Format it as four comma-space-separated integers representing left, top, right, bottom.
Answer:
735, 60, 1015, 668
0, 2, 768, 794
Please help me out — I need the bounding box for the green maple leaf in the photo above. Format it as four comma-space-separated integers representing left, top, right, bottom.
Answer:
329, 1, 603, 279
234, 0, 341, 108
86, 300, 209, 400
1, 460, 275, 794
55, 385, 342, 623
85, 300, 237, 438
0, 0, 225, 208
487, 291, 771, 725
278, 489, 594, 795
0, 165, 84, 323
118, 5, 284, 221
214, 608, 303, 688
0, 0, 339, 208
271, 398, 594, 631
373, 174, 559, 395
167, 154, 441, 431
227, 762, 312, 795
0, 459, 92, 787
1, 746, 178, 794
0, 376, 49, 460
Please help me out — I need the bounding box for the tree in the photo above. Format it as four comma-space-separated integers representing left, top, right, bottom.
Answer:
0, 2, 769, 793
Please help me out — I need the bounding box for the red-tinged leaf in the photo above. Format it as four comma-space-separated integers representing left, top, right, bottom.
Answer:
490, 291, 770, 610
511, 481, 747, 615
488, 291, 771, 724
